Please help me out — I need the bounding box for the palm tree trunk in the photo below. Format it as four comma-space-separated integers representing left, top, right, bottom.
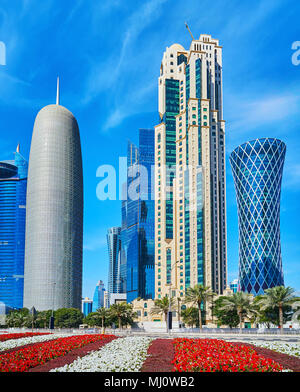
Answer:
198, 303, 202, 331
165, 311, 168, 332
279, 304, 283, 334
118, 317, 121, 330
239, 312, 243, 334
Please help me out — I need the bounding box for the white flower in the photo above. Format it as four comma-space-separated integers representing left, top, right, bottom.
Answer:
51, 336, 153, 372
0, 333, 75, 352
248, 341, 300, 358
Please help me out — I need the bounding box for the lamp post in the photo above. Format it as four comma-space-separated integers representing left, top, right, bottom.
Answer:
167, 260, 179, 333
49, 282, 56, 330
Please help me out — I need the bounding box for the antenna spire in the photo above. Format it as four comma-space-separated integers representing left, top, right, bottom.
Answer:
185, 22, 195, 41
16, 143, 20, 153
56, 77, 60, 105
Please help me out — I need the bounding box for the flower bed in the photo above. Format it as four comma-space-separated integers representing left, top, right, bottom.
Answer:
29, 335, 117, 372
232, 341, 300, 372
248, 341, 300, 358
0, 334, 113, 372
141, 339, 174, 372
51, 336, 153, 372
0, 333, 72, 352
0, 333, 49, 343
172, 338, 283, 372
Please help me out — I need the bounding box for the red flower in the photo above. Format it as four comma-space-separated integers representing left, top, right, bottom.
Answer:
172, 338, 283, 372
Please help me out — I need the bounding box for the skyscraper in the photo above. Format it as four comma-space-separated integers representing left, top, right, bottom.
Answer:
23, 81, 83, 310
82, 297, 93, 317
154, 34, 227, 301
122, 129, 155, 302
92, 280, 105, 312
0, 146, 28, 309
230, 138, 286, 296
107, 227, 122, 302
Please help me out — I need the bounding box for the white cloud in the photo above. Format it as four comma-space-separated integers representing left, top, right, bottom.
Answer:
228, 93, 300, 133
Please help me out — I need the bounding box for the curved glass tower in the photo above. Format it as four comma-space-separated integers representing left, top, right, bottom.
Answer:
230, 138, 286, 295
0, 148, 28, 309
24, 99, 83, 311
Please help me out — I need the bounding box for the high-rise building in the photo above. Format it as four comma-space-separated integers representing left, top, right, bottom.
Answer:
107, 227, 122, 304
154, 34, 227, 301
230, 138, 286, 296
230, 279, 239, 293
23, 81, 83, 310
82, 297, 93, 317
0, 146, 28, 309
121, 129, 155, 303
92, 280, 105, 312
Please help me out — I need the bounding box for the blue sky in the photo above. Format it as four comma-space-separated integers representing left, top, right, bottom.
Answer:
0, 0, 299, 299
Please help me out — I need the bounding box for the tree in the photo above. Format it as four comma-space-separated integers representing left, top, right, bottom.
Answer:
54, 308, 83, 328
36, 311, 52, 328
256, 286, 298, 333
213, 296, 240, 328
219, 292, 253, 333
83, 312, 102, 327
97, 307, 111, 333
109, 303, 135, 329
150, 296, 174, 332
6, 308, 29, 328
181, 307, 199, 328
184, 285, 215, 330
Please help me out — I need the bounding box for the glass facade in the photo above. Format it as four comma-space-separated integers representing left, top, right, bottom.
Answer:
82, 298, 93, 317
92, 280, 105, 312
0, 149, 28, 309
107, 227, 122, 303
122, 129, 155, 302
230, 138, 286, 295
23, 104, 83, 311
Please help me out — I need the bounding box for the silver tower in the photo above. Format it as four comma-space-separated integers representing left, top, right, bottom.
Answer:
23, 80, 83, 310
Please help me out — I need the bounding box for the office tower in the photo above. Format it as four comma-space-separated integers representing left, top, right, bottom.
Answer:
107, 227, 122, 303
230, 138, 286, 296
82, 297, 93, 317
154, 34, 227, 300
122, 129, 155, 303
230, 279, 239, 293
92, 280, 105, 311
0, 146, 28, 309
23, 81, 83, 310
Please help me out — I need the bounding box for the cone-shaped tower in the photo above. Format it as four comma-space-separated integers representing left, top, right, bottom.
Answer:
23, 83, 83, 310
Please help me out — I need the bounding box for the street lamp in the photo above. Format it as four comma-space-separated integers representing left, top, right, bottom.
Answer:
49, 282, 56, 330
167, 260, 179, 333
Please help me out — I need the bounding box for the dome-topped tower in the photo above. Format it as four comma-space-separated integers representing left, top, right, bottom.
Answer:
23, 81, 83, 310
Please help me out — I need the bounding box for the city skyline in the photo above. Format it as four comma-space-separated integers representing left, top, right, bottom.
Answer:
0, 0, 299, 300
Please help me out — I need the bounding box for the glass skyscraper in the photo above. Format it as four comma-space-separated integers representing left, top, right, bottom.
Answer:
230, 138, 286, 295
107, 227, 122, 303
92, 280, 105, 312
0, 146, 28, 309
122, 129, 155, 303
24, 92, 83, 311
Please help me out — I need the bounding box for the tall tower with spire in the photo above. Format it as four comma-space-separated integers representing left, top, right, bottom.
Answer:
23, 80, 83, 311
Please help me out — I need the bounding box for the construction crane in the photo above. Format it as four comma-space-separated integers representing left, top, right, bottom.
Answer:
185, 22, 195, 41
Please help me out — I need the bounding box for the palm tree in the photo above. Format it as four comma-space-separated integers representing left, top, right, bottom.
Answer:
151, 296, 174, 331
219, 292, 253, 333
184, 284, 215, 330
109, 303, 134, 330
97, 307, 110, 333
257, 286, 297, 333
181, 307, 199, 328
